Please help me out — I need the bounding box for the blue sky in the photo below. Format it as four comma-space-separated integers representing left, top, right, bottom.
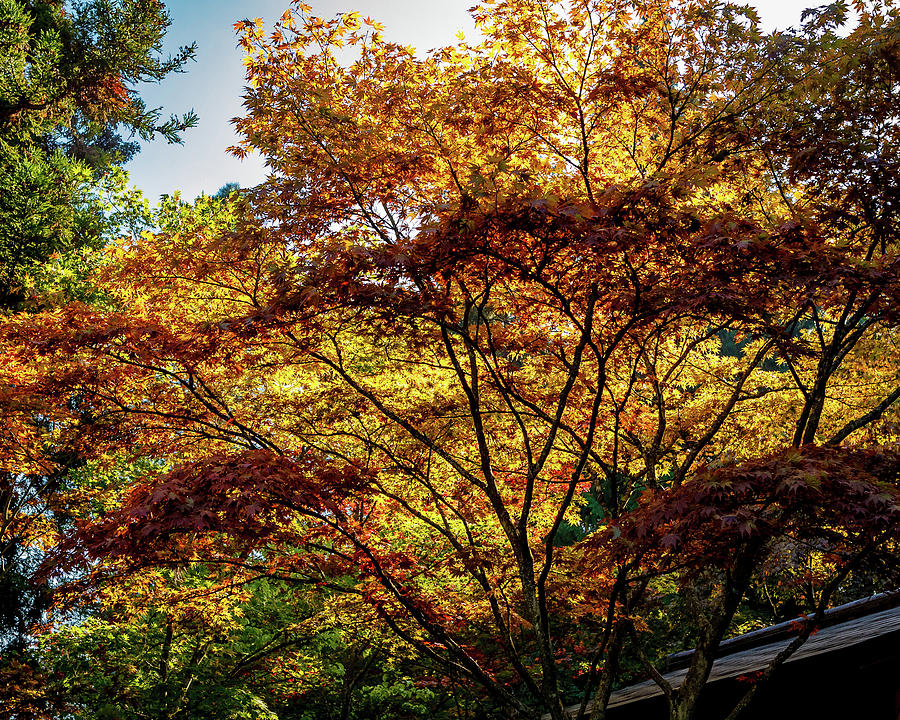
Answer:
125, 0, 830, 203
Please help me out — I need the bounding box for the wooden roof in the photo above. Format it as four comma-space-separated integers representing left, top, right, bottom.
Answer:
554, 591, 900, 718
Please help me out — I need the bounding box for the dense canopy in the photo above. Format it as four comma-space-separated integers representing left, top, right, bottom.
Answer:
2, 1, 900, 719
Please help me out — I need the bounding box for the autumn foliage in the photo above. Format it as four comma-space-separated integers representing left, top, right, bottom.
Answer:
4, 1, 900, 719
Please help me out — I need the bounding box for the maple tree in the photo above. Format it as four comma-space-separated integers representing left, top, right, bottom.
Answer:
5, 1, 900, 719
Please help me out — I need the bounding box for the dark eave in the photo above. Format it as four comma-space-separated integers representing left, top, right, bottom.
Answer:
660, 588, 900, 672
552, 590, 900, 719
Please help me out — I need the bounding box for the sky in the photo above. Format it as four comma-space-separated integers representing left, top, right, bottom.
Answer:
125, 0, 836, 203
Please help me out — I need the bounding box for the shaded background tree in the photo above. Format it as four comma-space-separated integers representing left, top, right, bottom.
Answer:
0, 0, 197, 308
